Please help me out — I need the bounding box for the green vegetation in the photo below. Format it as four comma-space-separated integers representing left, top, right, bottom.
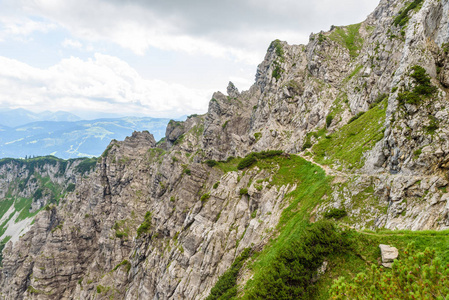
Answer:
329, 23, 364, 58
253, 132, 262, 142
330, 243, 448, 299
245, 221, 348, 299
213, 181, 220, 189
136, 211, 152, 238
74, 157, 97, 175
201, 192, 211, 202
393, 0, 424, 27
302, 127, 327, 151
269, 39, 284, 58
370, 93, 388, 109
206, 248, 251, 300
272, 65, 283, 81
173, 134, 185, 146
113, 220, 130, 239
113, 259, 131, 273
313, 99, 387, 169
397, 65, 437, 106
184, 168, 191, 175
270, 39, 285, 80
239, 188, 249, 196
348, 111, 365, 124
324, 208, 347, 220
326, 115, 334, 128
425, 115, 439, 134
205, 160, 218, 167
237, 150, 284, 170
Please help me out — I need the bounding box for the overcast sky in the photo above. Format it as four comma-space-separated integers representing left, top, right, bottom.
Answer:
0, 0, 379, 119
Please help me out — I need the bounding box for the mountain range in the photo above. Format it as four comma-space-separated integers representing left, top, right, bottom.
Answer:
0, 110, 172, 159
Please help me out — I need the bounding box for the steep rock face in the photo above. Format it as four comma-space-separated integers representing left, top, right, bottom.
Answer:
0, 157, 94, 244
2, 0, 449, 299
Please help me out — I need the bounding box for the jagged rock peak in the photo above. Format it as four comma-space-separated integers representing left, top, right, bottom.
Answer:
226, 81, 240, 98
123, 130, 156, 149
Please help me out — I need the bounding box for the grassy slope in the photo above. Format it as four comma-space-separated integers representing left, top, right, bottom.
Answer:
313, 99, 387, 169
206, 137, 449, 298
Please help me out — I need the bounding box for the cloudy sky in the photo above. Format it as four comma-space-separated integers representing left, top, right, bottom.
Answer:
0, 0, 379, 119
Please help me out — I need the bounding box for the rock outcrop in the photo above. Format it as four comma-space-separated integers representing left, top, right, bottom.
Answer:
1, 0, 449, 298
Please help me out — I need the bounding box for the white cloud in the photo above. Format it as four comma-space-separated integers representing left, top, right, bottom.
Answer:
3, 0, 379, 64
0, 54, 214, 118
62, 38, 82, 49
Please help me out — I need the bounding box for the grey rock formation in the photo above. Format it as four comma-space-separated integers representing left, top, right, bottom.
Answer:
379, 244, 399, 268
1, 0, 449, 298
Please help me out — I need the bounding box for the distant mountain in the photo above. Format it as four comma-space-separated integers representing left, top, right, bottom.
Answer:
0, 116, 170, 159
0, 108, 81, 127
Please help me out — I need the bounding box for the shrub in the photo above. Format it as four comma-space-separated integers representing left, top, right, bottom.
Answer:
237, 155, 257, 170
393, 0, 424, 27
237, 150, 284, 170
330, 243, 449, 299
136, 211, 152, 238
246, 221, 349, 299
184, 169, 191, 175
397, 65, 437, 106
213, 181, 220, 189
205, 160, 218, 167
206, 248, 251, 300
239, 188, 248, 196
200, 192, 211, 202
324, 208, 347, 219
326, 115, 334, 128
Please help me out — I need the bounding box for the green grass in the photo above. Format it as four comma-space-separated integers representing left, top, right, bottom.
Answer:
315, 229, 449, 299
313, 99, 387, 169
242, 155, 331, 296
329, 24, 364, 58
215, 157, 243, 173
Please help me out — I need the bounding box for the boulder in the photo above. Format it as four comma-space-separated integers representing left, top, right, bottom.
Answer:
379, 244, 398, 268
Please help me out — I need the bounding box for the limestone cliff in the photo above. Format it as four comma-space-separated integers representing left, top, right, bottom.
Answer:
1, 0, 449, 299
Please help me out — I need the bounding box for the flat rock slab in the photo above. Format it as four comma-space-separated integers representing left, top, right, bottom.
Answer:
379, 244, 398, 266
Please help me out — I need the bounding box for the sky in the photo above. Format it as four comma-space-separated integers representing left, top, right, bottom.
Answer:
0, 0, 380, 119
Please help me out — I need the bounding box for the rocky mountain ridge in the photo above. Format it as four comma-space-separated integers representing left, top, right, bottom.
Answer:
1, 0, 449, 298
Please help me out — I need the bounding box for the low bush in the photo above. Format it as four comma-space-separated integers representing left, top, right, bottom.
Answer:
239, 188, 249, 196
136, 211, 152, 238
397, 65, 437, 106
330, 243, 449, 299
205, 160, 218, 167
393, 0, 423, 27
326, 115, 334, 128
201, 192, 211, 202
206, 248, 251, 300
237, 150, 284, 170
324, 208, 347, 219
245, 221, 349, 299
